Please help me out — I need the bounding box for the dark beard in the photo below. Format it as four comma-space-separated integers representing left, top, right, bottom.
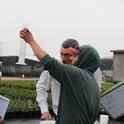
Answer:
62, 60, 70, 64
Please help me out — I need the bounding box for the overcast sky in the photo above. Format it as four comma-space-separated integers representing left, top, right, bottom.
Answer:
0, 0, 124, 59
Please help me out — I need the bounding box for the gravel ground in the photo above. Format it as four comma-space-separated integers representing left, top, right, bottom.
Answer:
5, 118, 40, 124
5, 119, 124, 124
1, 77, 38, 80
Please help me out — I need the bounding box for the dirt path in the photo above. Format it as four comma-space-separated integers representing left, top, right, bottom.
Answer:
1, 77, 38, 80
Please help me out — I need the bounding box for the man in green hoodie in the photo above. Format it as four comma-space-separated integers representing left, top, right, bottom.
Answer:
20, 28, 100, 124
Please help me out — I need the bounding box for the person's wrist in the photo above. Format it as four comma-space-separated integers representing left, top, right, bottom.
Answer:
29, 39, 36, 46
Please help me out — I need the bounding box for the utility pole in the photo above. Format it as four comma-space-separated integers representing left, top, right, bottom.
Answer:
0, 41, 3, 81
0, 62, 2, 81
0, 41, 3, 56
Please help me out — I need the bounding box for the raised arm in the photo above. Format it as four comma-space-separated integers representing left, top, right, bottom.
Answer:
19, 28, 77, 85
19, 28, 47, 60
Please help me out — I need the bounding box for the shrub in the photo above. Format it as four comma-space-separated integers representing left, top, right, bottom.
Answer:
0, 80, 51, 112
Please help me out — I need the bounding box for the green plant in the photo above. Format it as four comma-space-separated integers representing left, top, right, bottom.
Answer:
0, 80, 43, 112
101, 82, 115, 93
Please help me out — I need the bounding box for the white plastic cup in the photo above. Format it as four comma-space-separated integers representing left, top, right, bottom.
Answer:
100, 114, 109, 124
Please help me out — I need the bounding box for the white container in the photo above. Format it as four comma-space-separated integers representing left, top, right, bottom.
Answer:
0, 95, 10, 119
40, 120, 55, 124
100, 115, 109, 124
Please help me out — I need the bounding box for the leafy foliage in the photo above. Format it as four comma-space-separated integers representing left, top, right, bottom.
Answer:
0, 80, 51, 112
101, 82, 115, 93
0, 80, 117, 112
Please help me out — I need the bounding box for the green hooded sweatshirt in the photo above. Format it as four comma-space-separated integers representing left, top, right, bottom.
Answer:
40, 45, 100, 124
